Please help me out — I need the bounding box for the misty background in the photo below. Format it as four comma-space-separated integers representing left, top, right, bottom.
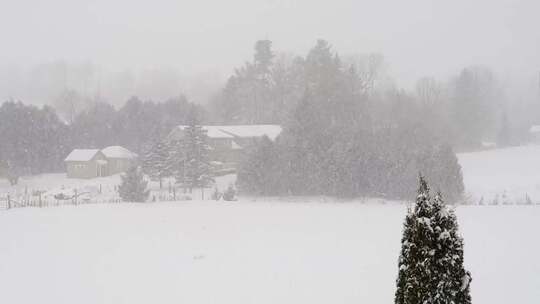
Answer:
1, 0, 539, 107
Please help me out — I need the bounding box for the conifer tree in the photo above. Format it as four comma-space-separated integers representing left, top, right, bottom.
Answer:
169, 138, 187, 191
395, 209, 415, 304
143, 139, 170, 189
183, 123, 214, 198
177, 107, 214, 198
118, 164, 150, 202
431, 192, 472, 304
237, 135, 278, 195
395, 176, 472, 304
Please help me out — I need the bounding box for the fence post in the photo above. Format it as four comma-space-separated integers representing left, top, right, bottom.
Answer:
39, 192, 42, 208
74, 189, 77, 205
7, 194, 10, 209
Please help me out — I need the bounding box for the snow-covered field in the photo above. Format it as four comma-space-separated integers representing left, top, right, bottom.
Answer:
1, 145, 540, 303
458, 144, 540, 204
0, 202, 539, 304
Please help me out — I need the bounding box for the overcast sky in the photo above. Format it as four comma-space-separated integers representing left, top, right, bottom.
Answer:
1, 0, 539, 101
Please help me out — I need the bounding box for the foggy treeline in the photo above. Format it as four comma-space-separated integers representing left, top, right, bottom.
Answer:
1, 38, 539, 200
235, 40, 464, 200
211, 40, 537, 148
0, 97, 204, 183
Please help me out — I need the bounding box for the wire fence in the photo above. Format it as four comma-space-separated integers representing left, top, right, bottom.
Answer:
1, 189, 540, 210
0, 193, 122, 210
0, 187, 204, 210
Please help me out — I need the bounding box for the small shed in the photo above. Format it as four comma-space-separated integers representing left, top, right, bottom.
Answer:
65, 149, 108, 179
101, 146, 138, 175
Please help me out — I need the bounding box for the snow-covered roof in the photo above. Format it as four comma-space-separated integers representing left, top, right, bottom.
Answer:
530, 125, 540, 133
217, 125, 282, 141
65, 149, 101, 162
173, 125, 282, 141
101, 146, 137, 159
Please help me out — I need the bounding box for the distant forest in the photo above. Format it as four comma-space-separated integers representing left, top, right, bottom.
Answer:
1, 39, 538, 200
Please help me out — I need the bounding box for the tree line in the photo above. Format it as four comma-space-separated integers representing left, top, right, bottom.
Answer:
210, 40, 533, 150
0, 96, 204, 184
235, 40, 464, 201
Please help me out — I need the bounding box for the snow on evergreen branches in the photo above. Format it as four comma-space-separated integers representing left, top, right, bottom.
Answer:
395, 176, 472, 304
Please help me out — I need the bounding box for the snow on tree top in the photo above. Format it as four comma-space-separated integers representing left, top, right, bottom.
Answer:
171, 125, 282, 141
64, 149, 101, 162
101, 146, 137, 159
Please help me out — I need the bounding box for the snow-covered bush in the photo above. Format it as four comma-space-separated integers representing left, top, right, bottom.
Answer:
222, 185, 237, 201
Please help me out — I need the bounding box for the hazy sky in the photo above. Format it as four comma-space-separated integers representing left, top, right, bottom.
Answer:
1, 0, 539, 99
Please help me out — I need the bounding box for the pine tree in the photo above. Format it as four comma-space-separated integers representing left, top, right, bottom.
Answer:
183, 123, 214, 198
143, 139, 171, 189
395, 176, 472, 304
169, 138, 187, 191
118, 164, 150, 202
173, 107, 214, 199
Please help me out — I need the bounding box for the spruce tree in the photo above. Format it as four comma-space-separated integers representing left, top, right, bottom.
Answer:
395, 176, 472, 304
118, 164, 150, 202
174, 107, 214, 199
183, 123, 214, 198
143, 139, 170, 189
169, 138, 187, 191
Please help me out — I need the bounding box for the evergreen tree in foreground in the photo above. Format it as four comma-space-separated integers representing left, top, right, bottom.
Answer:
118, 164, 150, 202
395, 176, 471, 304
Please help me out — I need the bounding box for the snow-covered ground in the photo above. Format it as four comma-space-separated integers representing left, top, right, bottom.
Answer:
458, 144, 540, 204
0, 202, 538, 304
0, 173, 237, 208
